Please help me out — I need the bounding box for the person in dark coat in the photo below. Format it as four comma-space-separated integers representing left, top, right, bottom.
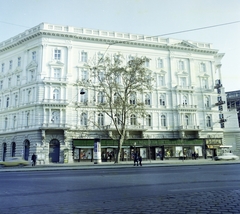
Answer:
31, 153, 37, 166
139, 156, 142, 166
133, 153, 139, 166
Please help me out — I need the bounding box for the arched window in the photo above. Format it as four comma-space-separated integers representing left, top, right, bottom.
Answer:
160, 95, 165, 106
129, 93, 136, 105
11, 142, 16, 157
161, 115, 166, 127
145, 94, 151, 105
146, 115, 151, 126
98, 113, 104, 126
97, 92, 104, 103
206, 116, 211, 127
80, 113, 87, 126
53, 89, 60, 100
130, 114, 137, 125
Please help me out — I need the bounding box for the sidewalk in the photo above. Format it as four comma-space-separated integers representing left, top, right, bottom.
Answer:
1, 158, 240, 172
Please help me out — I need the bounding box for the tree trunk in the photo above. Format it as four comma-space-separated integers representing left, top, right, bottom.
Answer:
115, 136, 124, 164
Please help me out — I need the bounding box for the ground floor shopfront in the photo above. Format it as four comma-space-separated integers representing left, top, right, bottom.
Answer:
72, 138, 223, 162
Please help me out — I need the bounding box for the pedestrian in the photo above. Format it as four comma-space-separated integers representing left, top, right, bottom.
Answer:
133, 153, 139, 166
31, 153, 37, 166
139, 155, 142, 166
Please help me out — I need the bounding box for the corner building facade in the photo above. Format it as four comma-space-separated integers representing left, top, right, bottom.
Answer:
0, 23, 232, 164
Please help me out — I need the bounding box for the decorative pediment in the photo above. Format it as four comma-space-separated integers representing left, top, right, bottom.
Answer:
172, 40, 198, 48
159, 69, 167, 75
13, 67, 23, 74
198, 73, 210, 78
48, 60, 64, 67
26, 60, 38, 70
176, 70, 188, 76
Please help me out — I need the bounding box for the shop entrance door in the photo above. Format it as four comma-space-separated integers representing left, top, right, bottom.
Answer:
49, 139, 60, 163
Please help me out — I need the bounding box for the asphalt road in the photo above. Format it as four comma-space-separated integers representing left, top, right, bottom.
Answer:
1, 164, 240, 214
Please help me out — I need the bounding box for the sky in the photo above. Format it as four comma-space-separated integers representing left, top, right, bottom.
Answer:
0, 0, 239, 92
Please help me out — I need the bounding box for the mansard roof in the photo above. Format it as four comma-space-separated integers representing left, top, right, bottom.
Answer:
0, 22, 219, 54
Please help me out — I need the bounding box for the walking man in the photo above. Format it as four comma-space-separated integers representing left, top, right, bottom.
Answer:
31, 153, 37, 166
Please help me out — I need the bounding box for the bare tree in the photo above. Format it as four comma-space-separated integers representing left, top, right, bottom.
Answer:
84, 54, 153, 163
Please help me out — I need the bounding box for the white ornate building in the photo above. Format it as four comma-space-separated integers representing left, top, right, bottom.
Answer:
0, 23, 238, 164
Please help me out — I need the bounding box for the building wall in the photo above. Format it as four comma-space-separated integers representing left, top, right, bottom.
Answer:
0, 23, 235, 163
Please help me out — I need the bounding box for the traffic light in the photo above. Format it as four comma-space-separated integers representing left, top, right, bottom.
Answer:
220, 123, 225, 128
218, 105, 223, 111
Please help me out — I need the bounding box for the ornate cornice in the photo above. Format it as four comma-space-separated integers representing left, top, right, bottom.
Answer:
0, 23, 219, 55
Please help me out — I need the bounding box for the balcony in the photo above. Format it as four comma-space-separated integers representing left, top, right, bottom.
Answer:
179, 125, 200, 130
41, 99, 68, 107
43, 77, 68, 84
175, 85, 194, 92
177, 104, 197, 112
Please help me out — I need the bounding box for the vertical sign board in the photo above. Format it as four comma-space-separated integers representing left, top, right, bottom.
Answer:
94, 138, 101, 164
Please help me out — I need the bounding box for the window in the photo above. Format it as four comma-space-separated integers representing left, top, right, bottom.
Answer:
53, 89, 60, 100
2, 63, 4, 72
200, 63, 206, 72
53, 68, 61, 79
98, 52, 104, 62
11, 142, 16, 157
0, 80, 3, 89
80, 113, 87, 126
158, 75, 165, 86
81, 51, 88, 62
13, 116, 17, 128
97, 92, 104, 103
205, 97, 210, 107
81, 70, 88, 81
8, 78, 11, 87
9, 60, 13, 69
157, 58, 163, 68
18, 57, 21, 66
183, 95, 188, 105
145, 94, 151, 105
185, 115, 189, 126
51, 110, 60, 123
27, 90, 31, 103
206, 116, 211, 127
115, 114, 121, 125
54, 49, 61, 60
29, 70, 35, 81
15, 95, 18, 106
32, 51, 36, 61
161, 115, 166, 127
17, 75, 20, 85
6, 97, 9, 108
98, 113, 104, 126
145, 59, 150, 67
115, 74, 121, 84
179, 61, 184, 70
5, 117, 8, 129
146, 115, 151, 126
180, 77, 187, 87
80, 90, 87, 103
98, 71, 105, 82
129, 93, 136, 105
130, 114, 137, 125
202, 79, 208, 89
160, 95, 165, 106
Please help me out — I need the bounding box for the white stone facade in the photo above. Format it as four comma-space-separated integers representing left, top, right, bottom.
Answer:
0, 23, 238, 164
